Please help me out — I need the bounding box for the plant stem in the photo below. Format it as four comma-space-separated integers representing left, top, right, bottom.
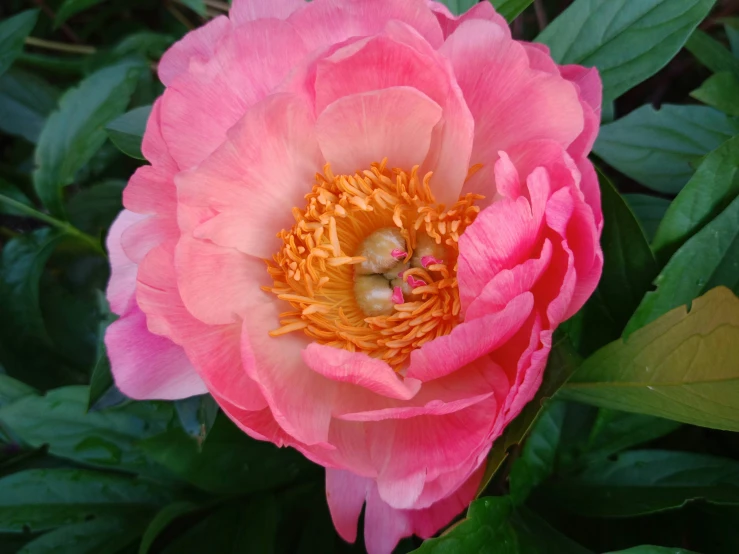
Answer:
25, 36, 96, 55
0, 194, 106, 257
204, 0, 229, 11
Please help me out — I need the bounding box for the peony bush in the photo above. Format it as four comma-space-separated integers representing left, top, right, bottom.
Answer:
105, 1, 602, 550
1, 0, 737, 552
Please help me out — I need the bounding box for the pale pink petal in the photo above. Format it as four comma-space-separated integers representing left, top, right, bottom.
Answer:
428, 0, 510, 39
522, 42, 560, 74
137, 244, 267, 411
316, 87, 442, 176
176, 93, 323, 259
106, 210, 146, 317
326, 469, 372, 543
158, 16, 230, 87
364, 484, 412, 554
175, 235, 262, 325
338, 392, 492, 422
160, 20, 309, 169
303, 344, 421, 400
407, 292, 534, 382
121, 215, 177, 264
105, 305, 207, 400
124, 165, 176, 217
230, 0, 305, 23
288, 0, 444, 52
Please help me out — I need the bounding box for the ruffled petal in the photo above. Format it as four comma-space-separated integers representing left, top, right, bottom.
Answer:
230, 0, 305, 23
326, 469, 372, 543
428, 0, 510, 39
106, 210, 146, 317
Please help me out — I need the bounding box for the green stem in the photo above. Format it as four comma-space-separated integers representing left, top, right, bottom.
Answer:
0, 194, 106, 257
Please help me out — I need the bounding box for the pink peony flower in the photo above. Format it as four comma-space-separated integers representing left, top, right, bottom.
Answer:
105, 0, 603, 551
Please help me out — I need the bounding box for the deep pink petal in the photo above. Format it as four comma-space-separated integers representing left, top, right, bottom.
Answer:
105, 305, 207, 400
176, 93, 323, 259
158, 16, 230, 87
316, 86, 442, 176
326, 469, 372, 543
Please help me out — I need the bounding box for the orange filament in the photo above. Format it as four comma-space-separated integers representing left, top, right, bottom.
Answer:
264, 160, 483, 371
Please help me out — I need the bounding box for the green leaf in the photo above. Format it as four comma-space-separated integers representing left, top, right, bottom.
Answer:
0, 386, 175, 476
33, 60, 144, 218
593, 104, 739, 194
490, 0, 534, 22
651, 134, 739, 263
55, 0, 106, 28
140, 412, 316, 495
161, 496, 278, 554
626, 194, 739, 334
509, 400, 567, 505
0, 179, 33, 217
0, 9, 39, 78
139, 501, 199, 554
691, 71, 739, 116
0, 468, 174, 532
175, 395, 219, 443
542, 450, 739, 517
176, 0, 208, 16
686, 28, 739, 78
606, 545, 697, 554
477, 336, 581, 496
0, 68, 58, 143
17, 515, 147, 554
536, 0, 715, 103
564, 287, 739, 430
88, 296, 117, 411
66, 180, 125, 235
594, 173, 658, 333
413, 496, 592, 554
726, 19, 739, 57
0, 374, 36, 409
105, 105, 152, 160
623, 194, 671, 242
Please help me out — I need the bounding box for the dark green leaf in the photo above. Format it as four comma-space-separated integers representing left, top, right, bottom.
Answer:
509, 400, 567, 505
176, 0, 207, 16
0, 468, 174, 532
691, 71, 739, 116
88, 296, 117, 411
594, 173, 658, 333
491, 0, 534, 22
0, 179, 33, 217
536, 0, 715, 103
412, 496, 592, 553
623, 194, 671, 242
626, 194, 739, 334
17, 515, 147, 554
140, 412, 316, 495
175, 395, 219, 443
0, 386, 175, 476
726, 19, 739, 57
651, 134, 739, 263
0, 10, 39, 78
605, 546, 699, 554
105, 105, 152, 160
686, 28, 739, 78
33, 60, 144, 218
161, 496, 278, 554
0, 68, 58, 143
593, 104, 739, 194
543, 450, 739, 517
66, 180, 125, 235
0, 374, 37, 409
139, 501, 199, 554
477, 336, 581, 495
55, 0, 106, 28
564, 287, 739, 430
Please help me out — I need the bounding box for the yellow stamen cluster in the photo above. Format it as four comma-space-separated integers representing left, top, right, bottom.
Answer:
264, 160, 482, 371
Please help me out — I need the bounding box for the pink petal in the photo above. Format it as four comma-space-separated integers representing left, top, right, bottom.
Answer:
326, 469, 372, 543
303, 344, 421, 400
338, 392, 492, 422
105, 305, 207, 400
136, 244, 267, 411
160, 19, 309, 170
106, 210, 146, 317
230, 0, 305, 23
288, 0, 444, 52
158, 16, 230, 87
364, 484, 412, 554
428, 0, 510, 39
121, 214, 177, 265
316, 86, 442, 176
407, 292, 534, 382
176, 93, 323, 259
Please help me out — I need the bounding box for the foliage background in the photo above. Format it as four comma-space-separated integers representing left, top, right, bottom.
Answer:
1, 0, 739, 552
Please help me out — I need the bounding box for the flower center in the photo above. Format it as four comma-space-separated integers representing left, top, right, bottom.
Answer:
264, 160, 482, 371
